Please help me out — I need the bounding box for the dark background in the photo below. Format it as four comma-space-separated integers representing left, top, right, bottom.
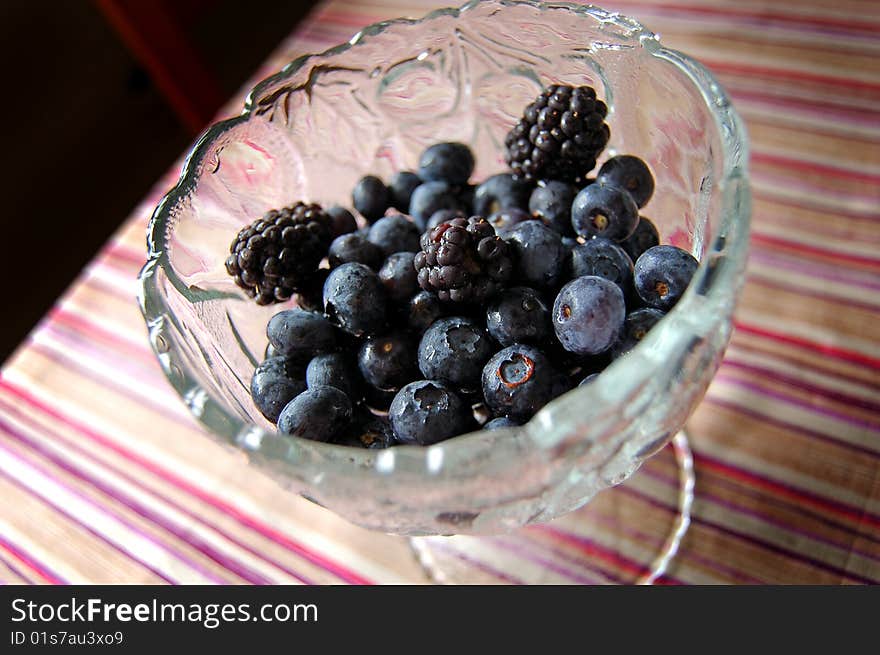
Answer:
0, 0, 319, 364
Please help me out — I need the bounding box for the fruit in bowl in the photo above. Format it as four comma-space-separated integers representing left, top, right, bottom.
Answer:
138, 0, 750, 536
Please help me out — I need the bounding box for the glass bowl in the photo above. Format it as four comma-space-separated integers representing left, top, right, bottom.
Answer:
137, 0, 750, 537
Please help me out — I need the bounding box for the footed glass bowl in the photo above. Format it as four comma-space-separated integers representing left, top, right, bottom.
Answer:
138, 0, 750, 537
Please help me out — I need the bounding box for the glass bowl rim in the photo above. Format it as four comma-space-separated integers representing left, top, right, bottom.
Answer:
137, 0, 751, 482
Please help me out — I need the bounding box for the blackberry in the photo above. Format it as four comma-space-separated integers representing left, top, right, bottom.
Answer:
504, 84, 610, 185
426, 208, 468, 232
225, 202, 333, 305
413, 216, 514, 304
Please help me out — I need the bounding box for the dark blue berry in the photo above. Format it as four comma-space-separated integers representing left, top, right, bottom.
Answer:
417, 316, 496, 392
571, 182, 639, 241
328, 233, 384, 270
528, 180, 577, 235
327, 205, 358, 238
352, 175, 390, 223
597, 155, 655, 208
633, 245, 699, 311
473, 174, 532, 216
552, 276, 626, 355
250, 356, 307, 422
611, 307, 666, 358
569, 238, 634, 294
323, 263, 388, 336
483, 416, 522, 431
620, 216, 660, 263
389, 171, 422, 212
378, 252, 418, 303
336, 411, 397, 449
409, 181, 467, 229
404, 290, 446, 333
358, 332, 418, 392
367, 214, 421, 256
265, 342, 279, 359
306, 352, 358, 397
486, 286, 550, 346
389, 380, 474, 445
487, 207, 531, 235
418, 142, 475, 185
504, 220, 567, 288
277, 386, 352, 442
481, 344, 560, 420
266, 308, 338, 362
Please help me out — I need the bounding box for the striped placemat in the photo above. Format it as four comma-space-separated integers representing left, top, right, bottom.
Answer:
0, 0, 877, 584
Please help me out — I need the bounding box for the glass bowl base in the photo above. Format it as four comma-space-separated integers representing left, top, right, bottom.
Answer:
409, 431, 694, 584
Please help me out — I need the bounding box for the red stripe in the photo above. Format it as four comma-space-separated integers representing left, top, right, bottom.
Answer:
0, 379, 373, 586
749, 233, 880, 271
0, 539, 63, 585
606, 0, 880, 34
693, 452, 880, 532
752, 151, 880, 185
705, 59, 880, 93
733, 321, 880, 370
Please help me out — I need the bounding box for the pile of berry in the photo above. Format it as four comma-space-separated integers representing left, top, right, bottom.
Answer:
227, 84, 699, 447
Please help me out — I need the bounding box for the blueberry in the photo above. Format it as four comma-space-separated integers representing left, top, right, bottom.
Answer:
620, 216, 660, 263
352, 175, 390, 223
417, 316, 496, 392
328, 233, 384, 270
578, 372, 600, 387
552, 276, 626, 355
250, 356, 307, 422
336, 411, 397, 449
571, 182, 639, 241
389, 171, 422, 212
611, 307, 666, 358
358, 332, 418, 392
323, 263, 388, 336
528, 180, 577, 235
293, 269, 330, 313
597, 155, 655, 208
483, 416, 522, 431
486, 286, 551, 346
277, 386, 352, 442
367, 214, 421, 256
504, 220, 567, 288
481, 344, 560, 420
426, 208, 467, 232
327, 205, 359, 238
405, 290, 446, 333
306, 352, 359, 397
409, 181, 467, 229
378, 252, 418, 303
569, 238, 634, 294
265, 342, 279, 359
418, 142, 475, 185
389, 380, 474, 445
266, 308, 338, 362
473, 174, 532, 216
487, 207, 531, 235
458, 184, 476, 213
633, 245, 699, 310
